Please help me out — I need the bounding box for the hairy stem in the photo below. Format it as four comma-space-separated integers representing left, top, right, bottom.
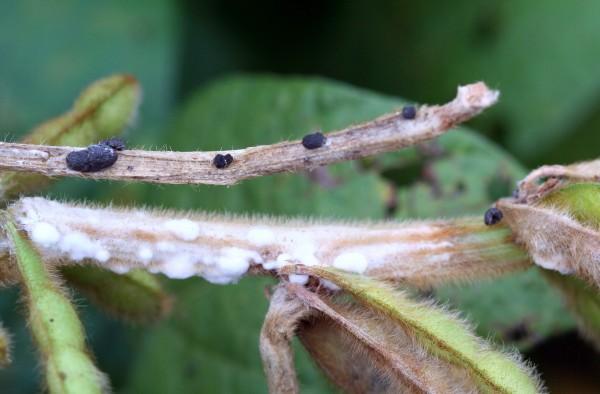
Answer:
3, 220, 108, 393
2, 197, 530, 287
260, 285, 311, 394
0, 83, 497, 186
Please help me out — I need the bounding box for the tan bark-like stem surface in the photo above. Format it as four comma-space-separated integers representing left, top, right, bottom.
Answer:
0, 83, 498, 186
260, 285, 311, 394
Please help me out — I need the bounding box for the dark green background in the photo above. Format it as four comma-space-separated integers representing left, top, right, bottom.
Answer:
1, 1, 599, 392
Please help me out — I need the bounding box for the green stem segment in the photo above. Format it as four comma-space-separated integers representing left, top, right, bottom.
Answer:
4, 220, 108, 394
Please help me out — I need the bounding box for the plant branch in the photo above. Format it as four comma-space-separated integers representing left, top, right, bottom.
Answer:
2, 196, 530, 287
0, 83, 498, 186
517, 158, 600, 202
260, 285, 311, 394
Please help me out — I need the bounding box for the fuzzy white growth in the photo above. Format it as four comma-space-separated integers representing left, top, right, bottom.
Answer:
248, 227, 275, 246
292, 243, 319, 266
457, 82, 499, 109
59, 232, 109, 262
205, 248, 260, 284
162, 254, 196, 279
30, 222, 60, 247
164, 219, 200, 241
6, 197, 524, 287
333, 252, 368, 274
137, 247, 154, 263
288, 274, 309, 285
95, 249, 111, 263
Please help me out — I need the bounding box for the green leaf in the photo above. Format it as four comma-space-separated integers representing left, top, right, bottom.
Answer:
3, 220, 108, 393
542, 271, 600, 351
0, 1, 177, 139
345, 1, 600, 165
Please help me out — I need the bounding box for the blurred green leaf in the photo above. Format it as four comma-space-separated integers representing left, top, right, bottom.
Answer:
62, 267, 172, 324
0, 0, 177, 143
378, 130, 524, 219
384, 1, 600, 165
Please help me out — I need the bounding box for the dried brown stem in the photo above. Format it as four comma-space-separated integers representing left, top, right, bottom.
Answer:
260, 285, 312, 394
0, 83, 498, 186
517, 159, 600, 202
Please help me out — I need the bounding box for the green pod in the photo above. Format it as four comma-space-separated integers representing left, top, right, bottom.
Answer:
293, 266, 543, 394
4, 220, 108, 393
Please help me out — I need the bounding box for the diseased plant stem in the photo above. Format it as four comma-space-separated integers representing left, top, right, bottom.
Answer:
0, 83, 498, 186
1, 197, 530, 287
260, 285, 311, 394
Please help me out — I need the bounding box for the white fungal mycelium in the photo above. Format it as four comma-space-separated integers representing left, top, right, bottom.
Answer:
137, 246, 154, 263
247, 227, 275, 246
30, 222, 60, 247
164, 219, 200, 241
332, 252, 369, 274
7, 197, 466, 286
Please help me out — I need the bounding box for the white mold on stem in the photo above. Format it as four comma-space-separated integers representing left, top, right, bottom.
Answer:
6, 197, 530, 286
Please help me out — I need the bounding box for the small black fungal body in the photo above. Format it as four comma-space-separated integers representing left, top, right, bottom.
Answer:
301, 132, 326, 150
100, 137, 126, 151
213, 153, 234, 169
484, 207, 503, 226
66, 143, 119, 172
402, 105, 417, 120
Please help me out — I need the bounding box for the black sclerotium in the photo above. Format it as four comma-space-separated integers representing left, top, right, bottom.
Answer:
301, 132, 326, 150
484, 207, 503, 226
66, 144, 118, 172
100, 137, 126, 151
401, 105, 417, 120
213, 153, 234, 169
